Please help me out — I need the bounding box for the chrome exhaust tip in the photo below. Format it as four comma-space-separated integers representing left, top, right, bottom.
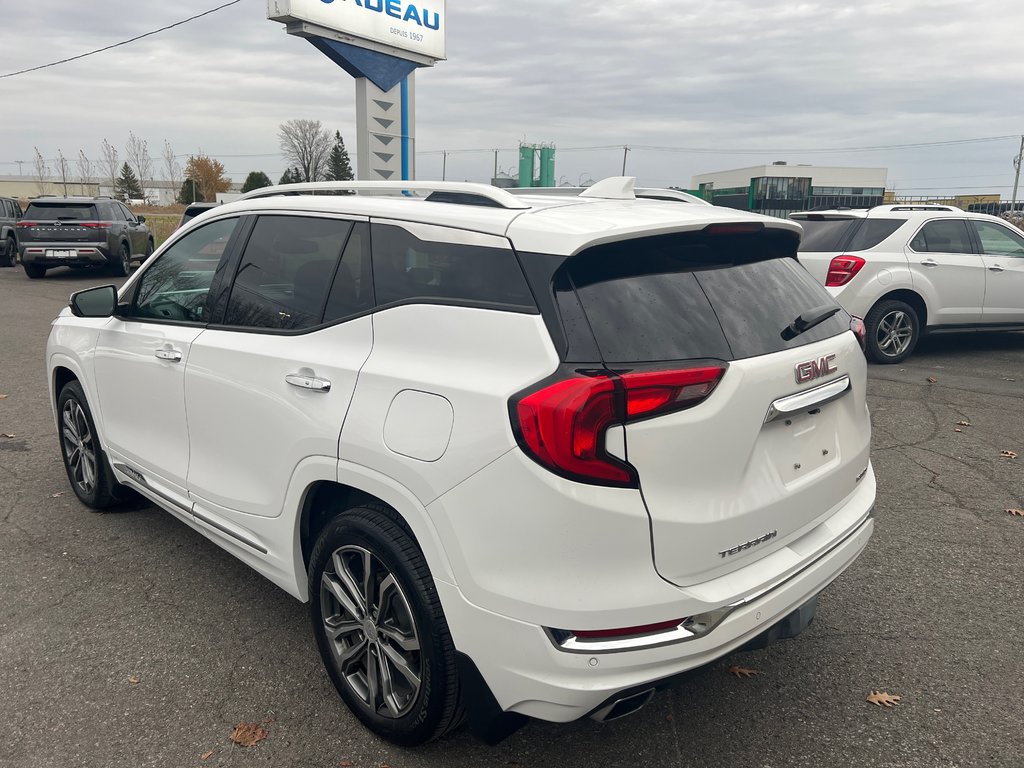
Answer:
590, 688, 656, 722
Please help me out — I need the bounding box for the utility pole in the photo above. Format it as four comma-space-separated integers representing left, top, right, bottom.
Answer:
493, 150, 498, 183
1011, 135, 1023, 213
621, 145, 630, 176
442, 150, 447, 181
15, 160, 24, 175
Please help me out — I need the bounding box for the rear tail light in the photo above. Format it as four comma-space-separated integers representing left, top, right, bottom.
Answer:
16, 221, 36, 228
850, 316, 866, 351
512, 365, 726, 487
825, 255, 865, 287
74, 221, 113, 228
702, 222, 764, 236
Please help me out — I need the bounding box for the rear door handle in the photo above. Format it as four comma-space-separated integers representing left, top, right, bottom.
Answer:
920, 259, 939, 267
988, 264, 1005, 272
286, 374, 332, 393
154, 348, 182, 362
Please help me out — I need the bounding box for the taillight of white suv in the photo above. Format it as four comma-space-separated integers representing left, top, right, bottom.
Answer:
511, 365, 727, 487
825, 255, 866, 287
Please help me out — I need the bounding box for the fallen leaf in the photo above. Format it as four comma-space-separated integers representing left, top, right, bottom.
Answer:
1001, 450, 1017, 459
866, 691, 902, 708
228, 722, 267, 748
665, 713, 674, 722
1005, 378, 1017, 382
262, 717, 275, 724
380, 764, 391, 768
201, 750, 215, 761
50, 492, 64, 498
954, 428, 962, 433
926, 376, 938, 383
338, 762, 354, 767
956, 420, 971, 427
1, 433, 14, 439
727, 665, 762, 678
1007, 509, 1024, 517
0, 394, 7, 399
127, 675, 140, 685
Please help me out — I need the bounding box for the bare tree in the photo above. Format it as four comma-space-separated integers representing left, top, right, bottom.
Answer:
278, 119, 333, 182
55, 149, 71, 196
162, 140, 182, 201
100, 139, 119, 195
125, 132, 153, 203
33, 147, 49, 195
77, 150, 93, 195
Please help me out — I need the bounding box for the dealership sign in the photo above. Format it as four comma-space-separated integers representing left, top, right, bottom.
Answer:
267, 0, 446, 61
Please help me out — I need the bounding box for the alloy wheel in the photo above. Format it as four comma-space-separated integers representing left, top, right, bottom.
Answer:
875, 310, 914, 358
320, 545, 422, 719
62, 399, 97, 494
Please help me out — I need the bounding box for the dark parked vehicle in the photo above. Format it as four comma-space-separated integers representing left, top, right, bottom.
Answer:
176, 201, 220, 230
17, 197, 154, 279
1, 196, 22, 267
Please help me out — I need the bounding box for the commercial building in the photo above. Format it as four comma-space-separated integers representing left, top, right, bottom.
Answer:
691, 163, 887, 218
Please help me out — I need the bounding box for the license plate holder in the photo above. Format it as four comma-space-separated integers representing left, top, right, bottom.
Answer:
45, 249, 77, 260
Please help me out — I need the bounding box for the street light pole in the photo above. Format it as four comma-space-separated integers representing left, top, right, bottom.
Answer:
1011, 135, 1023, 213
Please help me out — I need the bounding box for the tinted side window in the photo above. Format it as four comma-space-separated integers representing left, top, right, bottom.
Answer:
972, 221, 1024, 257
132, 218, 238, 322
910, 220, 974, 254
371, 223, 535, 311
119, 204, 137, 223
109, 203, 125, 221
324, 223, 374, 321
224, 215, 353, 331
845, 218, 907, 251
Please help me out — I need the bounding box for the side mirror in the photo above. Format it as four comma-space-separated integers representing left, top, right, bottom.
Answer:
136, 215, 146, 224
69, 285, 118, 318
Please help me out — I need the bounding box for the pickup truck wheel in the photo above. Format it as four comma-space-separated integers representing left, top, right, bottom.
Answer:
2, 235, 16, 267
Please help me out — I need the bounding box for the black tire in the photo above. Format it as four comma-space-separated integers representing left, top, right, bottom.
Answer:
864, 299, 921, 364
23, 263, 46, 279
56, 380, 123, 509
309, 504, 463, 746
144, 239, 154, 260
2, 235, 16, 267
110, 242, 131, 277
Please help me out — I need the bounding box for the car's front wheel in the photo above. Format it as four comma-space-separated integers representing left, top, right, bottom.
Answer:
864, 299, 920, 364
57, 381, 122, 509
308, 504, 463, 746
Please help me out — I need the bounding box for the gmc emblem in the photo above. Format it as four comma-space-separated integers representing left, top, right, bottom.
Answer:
795, 354, 837, 384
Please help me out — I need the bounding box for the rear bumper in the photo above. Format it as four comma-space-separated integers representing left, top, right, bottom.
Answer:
21, 243, 112, 266
439, 511, 873, 725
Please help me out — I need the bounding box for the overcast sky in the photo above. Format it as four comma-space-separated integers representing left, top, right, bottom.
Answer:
2, 0, 1023, 196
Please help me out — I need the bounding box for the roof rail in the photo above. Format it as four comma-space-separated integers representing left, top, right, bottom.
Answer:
239, 180, 531, 210
878, 204, 961, 212
506, 183, 711, 206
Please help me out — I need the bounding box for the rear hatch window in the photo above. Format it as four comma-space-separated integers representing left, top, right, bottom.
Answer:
24, 202, 99, 220
794, 216, 905, 253
562, 229, 849, 364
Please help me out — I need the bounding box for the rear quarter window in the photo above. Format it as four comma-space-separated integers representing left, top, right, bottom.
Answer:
794, 218, 859, 252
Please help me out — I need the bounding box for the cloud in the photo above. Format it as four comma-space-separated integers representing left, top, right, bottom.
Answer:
2, 0, 1022, 192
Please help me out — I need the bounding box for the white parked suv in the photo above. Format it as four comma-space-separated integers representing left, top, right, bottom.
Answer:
792, 205, 1024, 363
47, 178, 875, 745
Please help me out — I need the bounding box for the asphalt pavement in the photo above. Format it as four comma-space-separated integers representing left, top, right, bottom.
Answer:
1, 265, 1022, 768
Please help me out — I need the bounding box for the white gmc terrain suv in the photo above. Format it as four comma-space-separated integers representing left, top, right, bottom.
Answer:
47, 178, 875, 745
792, 205, 1024, 363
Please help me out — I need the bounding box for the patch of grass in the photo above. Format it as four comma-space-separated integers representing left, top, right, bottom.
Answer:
141, 213, 180, 249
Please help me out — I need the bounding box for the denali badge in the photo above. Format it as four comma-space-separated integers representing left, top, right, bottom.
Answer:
719, 530, 778, 558
795, 354, 837, 384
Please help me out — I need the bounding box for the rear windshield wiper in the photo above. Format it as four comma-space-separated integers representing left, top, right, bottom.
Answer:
781, 304, 841, 341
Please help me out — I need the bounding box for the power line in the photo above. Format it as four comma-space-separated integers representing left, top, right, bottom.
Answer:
0, 0, 244, 80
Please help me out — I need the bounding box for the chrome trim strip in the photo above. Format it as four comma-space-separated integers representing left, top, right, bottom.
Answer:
191, 508, 269, 555
764, 375, 851, 424
112, 462, 268, 555
548, 509, 873, 654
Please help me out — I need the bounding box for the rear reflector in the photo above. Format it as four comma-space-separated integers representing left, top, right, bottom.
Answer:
572, 618, 687, 640
825, 255, 865, 287
513, 365, 726, 487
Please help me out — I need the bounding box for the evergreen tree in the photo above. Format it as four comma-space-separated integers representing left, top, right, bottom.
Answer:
241, 171, 273, 193
114, 162, 144, 201
279, 167, 302, 185
177, 178, 203, 204
326, 131, 354, 181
